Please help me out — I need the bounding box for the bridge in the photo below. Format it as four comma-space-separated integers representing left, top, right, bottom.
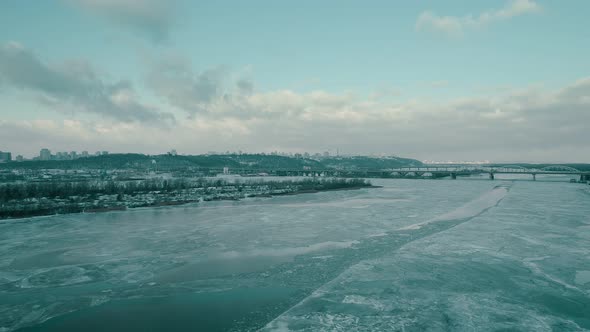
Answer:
388, 165, 590, 181
205, 165, 590, 182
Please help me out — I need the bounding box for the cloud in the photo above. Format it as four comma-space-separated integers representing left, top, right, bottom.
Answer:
146, 56, 261, 116
236, 79, 255, 95
146, 57, 229, 113
66, 0, 174, 42
6, 75, 590, 162
3, 45, 590, 161
140, 57, 590, 161
0, 42, 174, 124
146, 57, 365, 120
191, 76, 590, 161
141, 73, 590, 161
416, 0, 540, 36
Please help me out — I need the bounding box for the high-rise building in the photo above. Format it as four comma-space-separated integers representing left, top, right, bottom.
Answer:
16, 155, 24, 162
40, 148, 51, 161
81, 151, 89, 157
0, 151, 11, 162
70, 151, 77, 159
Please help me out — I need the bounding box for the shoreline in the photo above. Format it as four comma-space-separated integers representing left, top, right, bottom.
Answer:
0, 185, 380, 221
249, 185, 382, 197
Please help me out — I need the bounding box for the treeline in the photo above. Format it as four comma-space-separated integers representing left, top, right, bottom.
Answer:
280, 178, 371, 191
0, 178, 372, 202
0, 179, 192, 201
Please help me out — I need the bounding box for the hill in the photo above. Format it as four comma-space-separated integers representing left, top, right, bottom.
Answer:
0, 154, 422, 172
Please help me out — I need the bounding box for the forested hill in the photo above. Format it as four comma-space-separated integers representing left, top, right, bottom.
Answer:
0, 154, 423, 171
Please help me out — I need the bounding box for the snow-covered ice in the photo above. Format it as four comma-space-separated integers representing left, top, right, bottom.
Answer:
1, 178, 590, 331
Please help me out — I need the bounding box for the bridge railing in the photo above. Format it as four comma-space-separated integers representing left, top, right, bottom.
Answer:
389, 167, 584, 174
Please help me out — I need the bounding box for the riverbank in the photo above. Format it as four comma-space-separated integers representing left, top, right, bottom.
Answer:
0, 178, 375, 220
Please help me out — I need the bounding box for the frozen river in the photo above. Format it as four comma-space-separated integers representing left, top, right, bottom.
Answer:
1, 177, 590, 331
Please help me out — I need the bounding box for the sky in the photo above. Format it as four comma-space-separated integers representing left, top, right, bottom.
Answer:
0, 0, 589, 162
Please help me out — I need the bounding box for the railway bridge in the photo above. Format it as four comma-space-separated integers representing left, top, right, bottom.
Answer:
389, 165, 589, 181
207, 165, 590, 182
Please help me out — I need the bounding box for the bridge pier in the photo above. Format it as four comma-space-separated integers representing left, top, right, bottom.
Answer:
451, 173, 457, 179
532, 174, 536, 181
489, 173, 495, 180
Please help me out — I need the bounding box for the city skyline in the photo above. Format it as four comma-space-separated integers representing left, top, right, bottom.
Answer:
0, 145, 580, 164
0, 147, 551, 165
1, 1, 590, 162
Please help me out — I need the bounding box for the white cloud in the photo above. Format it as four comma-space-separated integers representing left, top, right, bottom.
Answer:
3, 43, 589, 162
3, 76, 590, 162
416, 0, 541, 36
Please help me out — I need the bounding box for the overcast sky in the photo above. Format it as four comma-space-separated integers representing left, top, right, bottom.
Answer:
1, 0, 589, 162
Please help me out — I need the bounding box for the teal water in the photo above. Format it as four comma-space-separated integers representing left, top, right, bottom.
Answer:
1, 177, 590, 331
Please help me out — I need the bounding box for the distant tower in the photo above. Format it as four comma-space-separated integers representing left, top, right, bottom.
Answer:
40, 148, 51, 161
0, 151, 11, 162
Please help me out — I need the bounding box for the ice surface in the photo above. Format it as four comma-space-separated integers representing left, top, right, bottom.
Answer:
262, 181, 590, 331
397, 184, 509, 230
2, 179, 590, 331
575, 271, 590, 285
